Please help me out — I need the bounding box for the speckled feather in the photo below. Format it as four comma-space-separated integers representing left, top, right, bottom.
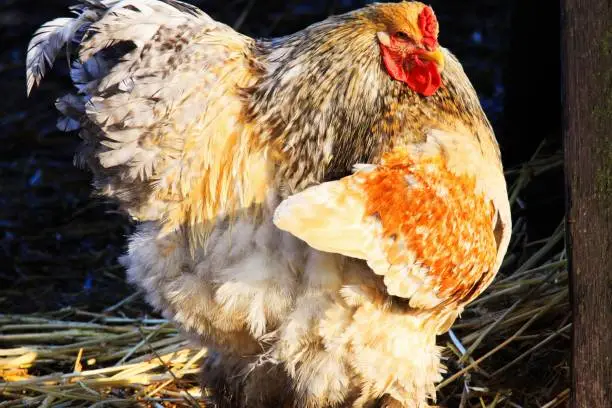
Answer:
26, 1, 511, 407
274, 131, 501, 311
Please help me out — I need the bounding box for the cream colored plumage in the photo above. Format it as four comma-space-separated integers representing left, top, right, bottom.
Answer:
27, 1, 511, 407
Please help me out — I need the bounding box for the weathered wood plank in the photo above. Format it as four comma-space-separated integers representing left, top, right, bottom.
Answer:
561, 1, 612, 407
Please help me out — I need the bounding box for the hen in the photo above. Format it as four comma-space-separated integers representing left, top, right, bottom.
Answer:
27, 1, 512, 407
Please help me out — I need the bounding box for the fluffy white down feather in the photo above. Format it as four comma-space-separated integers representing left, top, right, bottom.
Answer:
122, 193, 448, 406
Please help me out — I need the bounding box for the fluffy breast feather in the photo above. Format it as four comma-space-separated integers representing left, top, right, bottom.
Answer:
123, 205, 452, 407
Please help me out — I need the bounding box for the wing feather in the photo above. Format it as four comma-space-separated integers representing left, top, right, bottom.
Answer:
274, 138, 503, 309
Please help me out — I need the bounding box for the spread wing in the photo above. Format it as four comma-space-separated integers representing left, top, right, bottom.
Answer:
274, 133, 508, 310
26, 0, 269, 242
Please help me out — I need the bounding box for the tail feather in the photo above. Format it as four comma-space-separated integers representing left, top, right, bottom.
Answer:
25, 0, 260, 229
70, 55, 110, 94
77, 0, 205, 61
26, 16, 82, 95
26, 0, 207, 135
25, 0, 205, 97
26, 1, 114, 95
55, 93, 86, 131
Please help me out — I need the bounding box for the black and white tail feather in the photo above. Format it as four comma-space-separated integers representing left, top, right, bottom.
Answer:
25, 0, 253, 223
27, 0, 207, 118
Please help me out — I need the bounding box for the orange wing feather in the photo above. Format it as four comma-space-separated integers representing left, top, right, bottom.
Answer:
274, 142, 499, 309
358, 148, 497, 305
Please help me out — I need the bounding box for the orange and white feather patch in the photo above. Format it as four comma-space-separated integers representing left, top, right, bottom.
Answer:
274, 144, 498, 309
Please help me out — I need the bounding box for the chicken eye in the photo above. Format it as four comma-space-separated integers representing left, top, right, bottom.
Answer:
394, 31, 411, 41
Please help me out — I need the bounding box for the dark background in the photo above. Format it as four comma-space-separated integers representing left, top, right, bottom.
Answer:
0, 0, 562, 313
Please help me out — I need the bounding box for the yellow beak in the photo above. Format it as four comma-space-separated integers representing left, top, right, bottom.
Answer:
419, 48, 445, 72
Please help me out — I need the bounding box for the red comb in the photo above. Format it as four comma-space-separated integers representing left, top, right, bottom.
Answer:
418, 6, 438, 49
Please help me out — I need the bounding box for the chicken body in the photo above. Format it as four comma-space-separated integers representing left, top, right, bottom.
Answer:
27, 1, 512, 407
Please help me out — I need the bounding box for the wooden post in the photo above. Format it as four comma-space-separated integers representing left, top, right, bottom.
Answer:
562, 1, 612, 408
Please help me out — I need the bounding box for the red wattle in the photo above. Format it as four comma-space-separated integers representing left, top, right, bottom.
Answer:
380, 45, 441, 97
406, 59, 441, 97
